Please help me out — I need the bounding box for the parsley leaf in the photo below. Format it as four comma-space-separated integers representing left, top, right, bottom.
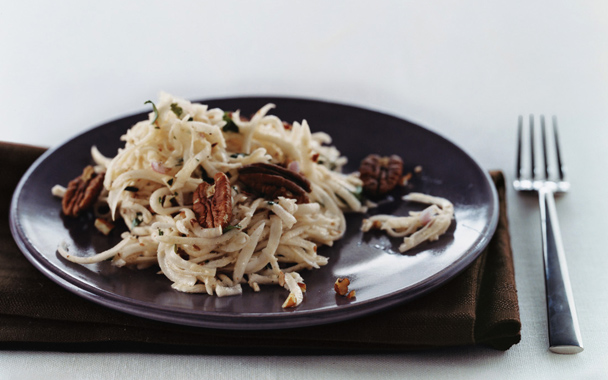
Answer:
132, 212, 143, 228
144, 100, 159, 126
222, 112, 239, 133
170, 103, 183, 118
222, 224, 242, 233
352, 185, 364, 202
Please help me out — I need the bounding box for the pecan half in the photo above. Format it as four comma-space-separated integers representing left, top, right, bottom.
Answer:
359, 154, 403, 198
192, 172, 233, 228
237, 163, 311, 204
62, 166, 105, 217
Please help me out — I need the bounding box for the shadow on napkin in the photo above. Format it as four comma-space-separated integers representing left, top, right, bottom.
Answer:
0, 142, 520, 353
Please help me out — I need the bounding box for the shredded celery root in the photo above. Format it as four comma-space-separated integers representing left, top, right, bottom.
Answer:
55, 92, 366, 308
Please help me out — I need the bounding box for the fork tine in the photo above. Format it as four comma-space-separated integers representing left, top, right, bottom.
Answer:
541, 115, 549, 179
529, 114, 535, 179
516, 115, 523, 180
553, 116, 565, 181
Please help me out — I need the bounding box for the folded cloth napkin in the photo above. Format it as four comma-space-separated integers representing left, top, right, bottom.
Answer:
0, 142, 521, 353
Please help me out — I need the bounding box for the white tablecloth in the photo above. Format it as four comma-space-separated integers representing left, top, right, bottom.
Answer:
2, 1, 607, 379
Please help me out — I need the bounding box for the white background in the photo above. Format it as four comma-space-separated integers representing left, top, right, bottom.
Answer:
2, 1, 608, 379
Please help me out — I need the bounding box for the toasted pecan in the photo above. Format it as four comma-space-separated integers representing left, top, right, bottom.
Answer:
359, 154, 403, 198
192, 172, 233, 228
238, 163, 311, 203
62, 166, 105, 217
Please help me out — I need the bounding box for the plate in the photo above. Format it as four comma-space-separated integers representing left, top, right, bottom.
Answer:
9, 97, 498, 330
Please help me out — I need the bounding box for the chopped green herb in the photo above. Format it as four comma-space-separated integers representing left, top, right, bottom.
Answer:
267, 201, 276, 206
230, 152, 249, 158
174, 245, 178, 253
144, 100, 159, 126
132, 212, 143, 228
352, 185, 364, 202
223, 224, 242, 233
158, 196, 164, 205
158, 228, 164, 236
335, 193, 347, 206
222, 112, 239, 133
170, 103, 183, 118
124, 186, 139, 192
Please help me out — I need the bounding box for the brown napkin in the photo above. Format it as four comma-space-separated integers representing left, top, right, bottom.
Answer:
0, 142, 520, 353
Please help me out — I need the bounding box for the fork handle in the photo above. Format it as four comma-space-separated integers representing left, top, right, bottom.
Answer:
538, 187, 584, 354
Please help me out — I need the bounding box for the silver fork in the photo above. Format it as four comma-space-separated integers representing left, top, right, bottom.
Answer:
514, 115, 583, 354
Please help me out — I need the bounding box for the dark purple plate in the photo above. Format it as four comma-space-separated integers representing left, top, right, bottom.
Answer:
10, 97, 498, 330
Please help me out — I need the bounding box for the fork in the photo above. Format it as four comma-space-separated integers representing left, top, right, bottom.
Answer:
514, 115, 583, 354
